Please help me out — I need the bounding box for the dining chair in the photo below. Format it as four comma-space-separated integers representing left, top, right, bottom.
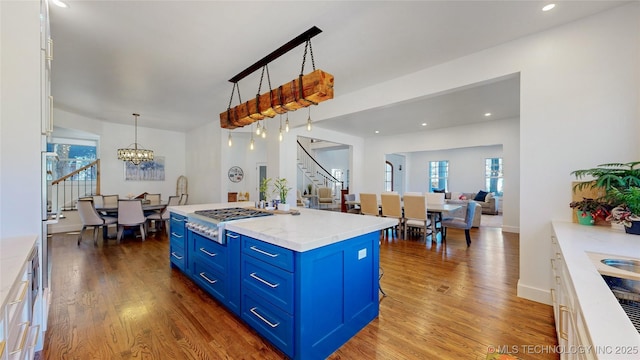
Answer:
77, 199, 117, 246
91, 195, 104, 208
403, 194, 431, 240
359, 193, 379, 217
380, 192, 403, 236
318, 187, 333, 209
146, 195, 180, 235
344, 194, 360, 214
144, 193, 161, 204
426, 192, 446, 229
116, 199, 147, 243
441, 200, 477, 247
102, 194, 119, 208
179, 193, 188, 205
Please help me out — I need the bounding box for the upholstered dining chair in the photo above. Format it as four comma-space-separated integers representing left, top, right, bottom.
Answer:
344, 194, 361, 214
359, 193, 379, 217
179, 193, 188, 205
403, 193, 431, 240
144, 193, 161, 204
441, 200, 477, 247
146, 195, 180, 235
380, 192, 403, 236
426, 192, 446, 228
77, 199, 117, 246
91, 195, 104, 208
102, 194, 119, 208
117, 199, 147, 242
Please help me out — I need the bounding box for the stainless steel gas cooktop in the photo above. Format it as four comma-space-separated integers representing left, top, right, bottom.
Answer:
193, 207, 273, 223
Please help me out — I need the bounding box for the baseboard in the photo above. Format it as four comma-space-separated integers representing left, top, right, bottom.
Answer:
517, 280, 551, 305
502, 225, 519, 233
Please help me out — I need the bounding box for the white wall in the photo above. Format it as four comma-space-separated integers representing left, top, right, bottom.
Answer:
384, 153, 405, 194
54, 109, 186, 200
406, 144, 503, 194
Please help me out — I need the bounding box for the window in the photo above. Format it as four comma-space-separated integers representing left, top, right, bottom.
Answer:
46, 138, 98, 181
429, 160, 448, 192
384, 161, 393, 191
485, 157, 503, 196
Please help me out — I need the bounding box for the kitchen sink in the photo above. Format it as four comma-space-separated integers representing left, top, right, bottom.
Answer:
601, 258, 640, 274
601, 275, 640, 333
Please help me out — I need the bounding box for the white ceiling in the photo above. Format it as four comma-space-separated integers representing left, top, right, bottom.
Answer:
50, 1, 627, 137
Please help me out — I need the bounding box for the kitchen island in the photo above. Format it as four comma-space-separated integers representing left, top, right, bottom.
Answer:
168, 203, 396, 360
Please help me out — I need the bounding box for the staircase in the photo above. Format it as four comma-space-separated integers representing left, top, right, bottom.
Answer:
47, 159, 100, 233
296, 140, 344, 205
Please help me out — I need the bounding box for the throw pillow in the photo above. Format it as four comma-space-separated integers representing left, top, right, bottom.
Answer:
474, 190, 488, 202
450, 192, 462, 200
433, 188, 445, 193
459, 195, 467, 200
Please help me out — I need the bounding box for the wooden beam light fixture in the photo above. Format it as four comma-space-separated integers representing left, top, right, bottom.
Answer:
220, 26, 334, 130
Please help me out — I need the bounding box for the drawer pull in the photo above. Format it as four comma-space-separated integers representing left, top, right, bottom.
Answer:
250, 272, 279, 288
171, 252, 183, 260
550, 288, 556, 303
29, 325, 41, 349
226, 233, 239, 239
249, 246, 278, 258
171, 233, 183, 238
9, 281, 28, 305
171, 217, 184, 222
9, 322, 29, 354
550, 258, 556, 270
250, 307, 279, 328
199, 272, 218, 284
199, 248, 217, 257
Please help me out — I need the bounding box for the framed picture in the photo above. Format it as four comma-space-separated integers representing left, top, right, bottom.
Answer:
125, 156, 165, 181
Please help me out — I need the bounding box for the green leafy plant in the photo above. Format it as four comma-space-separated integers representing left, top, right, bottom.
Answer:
259, 178, 272, 201
606, 187, 640, 227
569, 197, 611, 221
307, 183, 313, 195
273, 178, 292, 204
571, 162, 640, 203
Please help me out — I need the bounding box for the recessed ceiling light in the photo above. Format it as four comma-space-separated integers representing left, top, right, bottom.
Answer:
374, 130, 380, 134
542, 3, 555, 11
421, 123, 427, 126
51, 0, 70, 8
484, 112, 492, 117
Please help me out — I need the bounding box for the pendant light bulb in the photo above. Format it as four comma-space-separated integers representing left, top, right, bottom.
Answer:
306, 107, 312, 131
250, 138, 254, 150
279, 129, 283, 142
279, 115, 284, 142
285, 114, 290, 132
228, 132, 232, 147
256, 122, 261, 135
261, 121, 267, 138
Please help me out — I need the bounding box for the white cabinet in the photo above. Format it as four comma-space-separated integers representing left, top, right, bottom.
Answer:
551, 234, 595, 360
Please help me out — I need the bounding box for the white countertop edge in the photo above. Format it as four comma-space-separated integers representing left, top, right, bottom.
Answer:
551, 221, 640, 357
169, 203, 397, 252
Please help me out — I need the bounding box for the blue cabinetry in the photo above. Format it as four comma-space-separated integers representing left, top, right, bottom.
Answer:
169, 214, 186, 271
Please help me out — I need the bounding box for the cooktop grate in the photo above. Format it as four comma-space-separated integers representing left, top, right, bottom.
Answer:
194, 207, 273, 222
612, 289, 640, 333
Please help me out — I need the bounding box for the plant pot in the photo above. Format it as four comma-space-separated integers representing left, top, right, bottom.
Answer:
278, 203, 290, 211
576, 210, 594, 225
624, 221, 640, 235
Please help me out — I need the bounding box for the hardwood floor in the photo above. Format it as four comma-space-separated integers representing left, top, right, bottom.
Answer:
39, 225, 558, 360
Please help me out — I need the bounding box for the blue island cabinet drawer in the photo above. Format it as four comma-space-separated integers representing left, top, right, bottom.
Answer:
242, 254, 294, 314
193, 233, 227, 273
169, 243, 186, 270
242, 236, 294, 272
169, 213, 186, 240
192, 261, 227, 302
242, 292, 294, 358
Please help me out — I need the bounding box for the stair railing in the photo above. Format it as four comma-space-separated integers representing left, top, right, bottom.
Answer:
296, 140, 343, 195
50, 159, 101, 211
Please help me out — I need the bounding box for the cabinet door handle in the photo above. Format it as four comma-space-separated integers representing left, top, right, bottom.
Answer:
250, 272, 279, 288
171, 233, 183, 238
47, 38, 53, 61
48, 95, 54, 133
555, 276, 561, 286
249, 246, 278, 258
226, 233, 239, 239
550, 288, 556, 303
550, 258, 556, 270
199, 272, 218, 284
28, 325, 41, 349
171, 252, 183, 260
559, 305, 569, 340
250, 307, 280, 328
171, 217, 184, 222
199, 248, 217, 257
551, 235, 557, 244
9, 281, 28, 305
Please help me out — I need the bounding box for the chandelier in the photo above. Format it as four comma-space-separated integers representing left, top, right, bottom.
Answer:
117, 113, 154, 165
220, 26, 333, 131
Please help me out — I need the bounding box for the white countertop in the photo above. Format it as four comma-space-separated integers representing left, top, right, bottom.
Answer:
169, 202, 397, 252
0, 235, 37, 309
552, 221, 640, 358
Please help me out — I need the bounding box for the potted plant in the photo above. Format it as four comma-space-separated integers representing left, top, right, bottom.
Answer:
569, 197, 611, 226
606, 186, 640, 234
307, 183, 313, 196
273, 178, 292, 211
259, 177, 271, 203
571, 161, 640, 200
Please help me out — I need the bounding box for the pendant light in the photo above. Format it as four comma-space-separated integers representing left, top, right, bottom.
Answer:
285, 113, 290, 132
228, 131, 233, 147
117, 113, 154, 165
306, 107, 312, 131
250, 124, 255, 150
279, 114, 284, 142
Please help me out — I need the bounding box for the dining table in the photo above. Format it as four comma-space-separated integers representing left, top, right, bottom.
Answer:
343, 200, 461, 241
95, 201, 168, 239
